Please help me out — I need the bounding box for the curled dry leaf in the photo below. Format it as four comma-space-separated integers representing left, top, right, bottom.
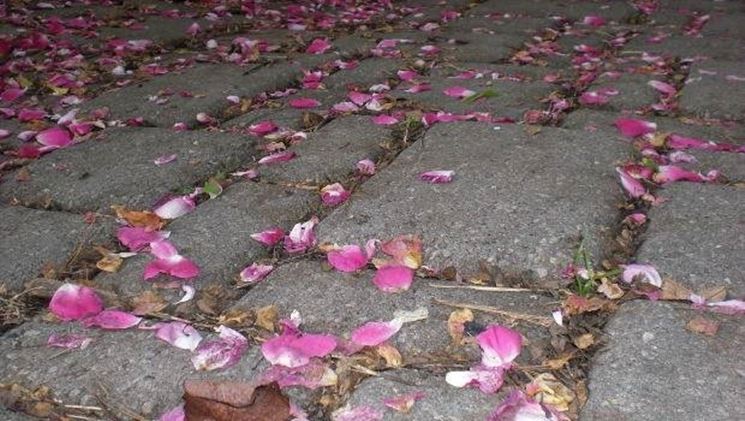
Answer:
447, 308, 474, 345
526, 373, 575, 412
686, 317, 719, 336
376, 342, 403, 368
183, 380, 290, 421
597, 279, 624, 300
572, 333, 595, 350
111, 205, 164, 231
256, 305, 279, 332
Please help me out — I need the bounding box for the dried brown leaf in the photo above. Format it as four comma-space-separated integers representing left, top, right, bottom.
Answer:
376, 343, 402, 368
597, 279, 624, 300
660, 279, 692, 301
255, 305, 278, 332
543, 353, 573, 370
572, 333, 595, 350
686, 317, 719, 336
447, 308, 474, 345
111, 205, 164, 231
96, 254, 123, 273
183, 380, 289, 421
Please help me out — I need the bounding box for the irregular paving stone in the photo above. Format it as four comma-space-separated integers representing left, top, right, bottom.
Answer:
587, 73, 658, 112
468, 0, 633, 21
0, 206, 113, 292
622, 34, 745, 62
438, 33, 526, 63
82, 62, 305, 127
680, 61, 745, 121
0, 321, 265, 419
0, 128, 253, 213
582, 300, 745, 421
96, 181, 318, 300
258, 115, 391, 184
318, 123, 629, 282
97, 17, 206, 47
322, 58, 400, 90
234, 261, 553, 360
344, 368, 498, 420
636, 184, 745, 296
443, 16, 551, 36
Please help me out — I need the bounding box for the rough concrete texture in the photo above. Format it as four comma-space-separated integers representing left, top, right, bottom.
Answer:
438, 33, 527, 64
588, 73, 659, 112
0, 206, 112, 292
636, 184, 745, 297
234, 261, 553, 360
0, 128, 253, 212
319, 123, 629, 282
258, 115, 391, 184
96, 181, 318, 301
344, 368, 499, 421
680, 61, 745, 121
582, 300, 745, 421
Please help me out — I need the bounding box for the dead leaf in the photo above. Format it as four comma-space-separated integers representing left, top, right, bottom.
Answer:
15, 167, 31, 182
563, 295, 615, 316
96, 254, 123, 273
447, 308, 474, 345
111, 205, 164, 231
130, 290, 168, 315
218, 308, 254, 328
376, 343, 402, 368
573, 333, 595, 350
183, 380, 289, 421
543, 352, 573, 370
686, 317, 719, 336
700, 286, 727, 302
524, 125, 542, 136
575, 380, 589, 408
255, 305, 278, 332
597, 279, 624, 300
660, 279, 692, 301
526, 373, 575, 412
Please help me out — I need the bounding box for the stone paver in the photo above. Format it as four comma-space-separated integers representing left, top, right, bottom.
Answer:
0, 128, 252, 212
636, 184, 745, 297
587, 73, 659, 112
681, 61, 745, 121
582, 301, 745, 421
318, 123, 629, 283
0, 206, 113, 292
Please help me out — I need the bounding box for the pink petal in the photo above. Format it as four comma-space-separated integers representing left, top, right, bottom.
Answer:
653, 165, 719, 184
191, 326, 249, 371
259, 150, 296, 165
445, 366, 507, 394
82, 310, 142, 330
239, 263, 274, 285
488, 389, 567, 421
582, 15, 606, 27
117, 226, 169, 251
321, 183, 351, 206
332, 101, 359, 113
372, 114, 399, 125
153, 196, 195, 219
49, 283, 103, 321
248, 120, 278, 136
158, 405, 185, 421
348, 91, 371, 106
333, 405, 383, 421
443, 86, 476, 99
622, 264, 662, 287
154, 154, 177, 166
624, 212, 647, 225
284, 217, 319, 254
153, 321, 203, 351
350, 319, 403, 347
144, 241, 200, 280
186, 22, 201, 36
397, 70, 418, 81
306, 38, 332, 54
261, 333, 337, 368
707, 300, 745, 315
1, 87, 25, 103
614, 118, 657, 138
251, 227, 285, 246
36, 126, 72, 148
328, 245, 369, 272
648, 80, 677, 96
404, 83, 431, 93
149, 239, 179, 259
372, 265, 414, 293
259, 359, 337, 390
418, 170, 454, 184
616, 167, 647, 198
47, 333, 92, 350
380, 235, 422, 269
383, 391, 426, 413
578, 91, 610, 105
477, 325, 523, 368
0, 129, 11, 139
356, 159, 376, 176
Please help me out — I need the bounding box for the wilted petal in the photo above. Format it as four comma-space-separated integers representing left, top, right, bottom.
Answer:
356, 159, 376, 176
144, 240, 200, 280
707, 300, 745, 315
259, 359, 338, 390
488, 389, 567, 421
251, 227, 285, 246
154, 154, 177, 166
653, 165, 718, 184
397, 70, 418, 81
289, 98, 321, 109
153, 196, 195, 219
284, 216, 319, 254
621, 264, 662, 287
477, 325, 522, 368
153, 321, 203, 351
419, 170, 454, 183
332, 101, 359, 113
306, 38, 332, 54
443, 86, 476, 99
372, 114, 399, 125
614, 118, 657, 138
445, 366, 507, 394
47, 333, 92, 350
259, 150, 296, 165
381, 235, 422, 269
350, 319, 403, 347
578, 91, 610, 105
49, 283, 103, 321
117, 226, 169, 251
158, 404, 185, 421
191, 326, 248, 371
186, 22, 201, 36
616, 167, 647, 198
321, 183, 350, 206
383, 391, 426, 413
328, 245, 369, 272
648, 80, 677, 96
372, 265, 414, 293
248, 120, 278, 136
261, 333, 337, 368
82, 310, 142, 330
239, 263, 273, 285
36, 126, 72, 148
582, 15, 606, 27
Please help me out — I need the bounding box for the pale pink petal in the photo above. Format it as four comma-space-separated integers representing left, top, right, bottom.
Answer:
154, 154, 177, 166
616, 167, 647, 198
144, 241, 200, 280
397, 70, 418, 81
232, 169, 260, 179
445, 366, 507, 394
175, 285, 195, 304
321, 183, 351, 206
707, 300, 745, 315
348, 91, 371, 106
153, 196, 195, 219
149, 239, 179, 259
117, 226, 169, 251
284, 217, 319, 254
383, 391, 426, 413
49, 283, 103, 321
578, 91, 610, 105
226, 95, 240, 104
328, 245, 369, 272
372, 115, 399, 125
621, 264, 662, 287
356, 159, 376, 176
0, 129, 11, 139
186, 22, 201, 36
404, 83, 431, 93
418, 170, 454, 184
582, 15, 606, 27
332, 101, 359, 113
248, 120, 278, 136
289, 98, 321, 109
668, 151, 697, 164
36, 126, 72, 148
306, 38, 332, 54
239, 263, 273, 285
648, 80, 677, 96
614, 118, 657, 138
372, 265, 414, 293
261, 333, 337, 368
653, 165, 719, 184
191, 325, 248, 371
259, 359, 337, 390
488, 389, 568, 421
153, 321, 203, 351
259, 150, 296, 165
332, 405, 383, 421
478, 325, 522, 368
350, 319, 403, 347
47, 333, 92, 350
82, 310, 142, 330
624, 212, 647, 225
251, 227, 285, 246
380, 235, 422, 269
158, 405, 185, 421
443, 86, 476, 99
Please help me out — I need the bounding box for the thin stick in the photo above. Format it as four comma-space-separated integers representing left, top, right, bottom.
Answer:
63, 405, 104, 411
350, 364, 380, 376
433, 299, 552, 327
428, 283, 540, 293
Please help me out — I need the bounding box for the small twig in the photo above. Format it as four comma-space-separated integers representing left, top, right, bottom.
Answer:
63, 404, 104, 412
350, 364, 380, 377
65, 415, 102, 421
433, 299, 552, 327
428, 283, 541, 293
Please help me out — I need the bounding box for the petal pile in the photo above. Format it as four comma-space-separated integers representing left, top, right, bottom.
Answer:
327, 245, 369, 272
191, 326, 249, 371
284, 216, 319, 254
143, 239, 200, 280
